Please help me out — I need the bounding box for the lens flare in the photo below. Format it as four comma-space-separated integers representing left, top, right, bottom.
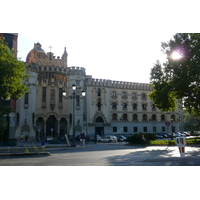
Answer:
171, 51, 182, 60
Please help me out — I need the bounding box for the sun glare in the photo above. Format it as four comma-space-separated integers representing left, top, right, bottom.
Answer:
171, 51, 182, 60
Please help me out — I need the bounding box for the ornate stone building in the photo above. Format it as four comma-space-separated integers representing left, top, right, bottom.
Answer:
15, 42, 184, 139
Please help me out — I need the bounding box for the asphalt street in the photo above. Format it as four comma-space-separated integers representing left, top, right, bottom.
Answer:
1, 144, 200, 166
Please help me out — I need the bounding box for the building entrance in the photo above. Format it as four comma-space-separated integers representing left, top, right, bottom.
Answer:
95, 127, 104, 136
46, 115, 58, 137
95, 116, 104, 136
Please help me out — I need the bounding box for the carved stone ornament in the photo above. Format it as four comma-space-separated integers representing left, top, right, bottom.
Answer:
92, 111, 107, 123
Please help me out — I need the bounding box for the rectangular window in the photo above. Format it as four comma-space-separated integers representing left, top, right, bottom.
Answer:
113, 127, 117, 132
122, 92, 127, 98
112, 91, 117, 97
133, 127, 138, 132
142, 93, 146, 98
132, 93, 137, 98
162, 127, 166, 132
42, 87, 46, 101
153, 127, 157, 132
76, 95, 80, 107
143, 127, 147, 132
123, 127, 128, 132
59, 88, 62, 102
24, 93, 28, 104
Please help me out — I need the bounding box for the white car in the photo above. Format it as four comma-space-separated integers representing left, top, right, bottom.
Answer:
97, 135, 117, 143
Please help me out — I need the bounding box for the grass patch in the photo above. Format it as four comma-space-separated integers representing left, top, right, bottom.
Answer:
185, 137, 200, 144
148, 140, 176, 145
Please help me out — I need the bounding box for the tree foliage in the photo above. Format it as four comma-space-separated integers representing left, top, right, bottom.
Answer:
0, 36, 29, 100
149, 33, 200, 116
0, 106, 12, 141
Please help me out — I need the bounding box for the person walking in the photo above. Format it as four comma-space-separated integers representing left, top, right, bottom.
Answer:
25, 135, 28, 142
82, 133, 86, 146
79, 133, 83, 146
141, 134, 146, 145
20, 133, 24, 141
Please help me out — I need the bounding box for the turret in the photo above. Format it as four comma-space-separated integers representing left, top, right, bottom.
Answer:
62, 47, 68, 67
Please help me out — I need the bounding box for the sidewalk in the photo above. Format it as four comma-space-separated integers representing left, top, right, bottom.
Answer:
0, 143, 89, 158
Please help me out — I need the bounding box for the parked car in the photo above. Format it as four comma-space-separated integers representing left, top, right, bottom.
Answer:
174, 132, 183, 137
115, 135, 127, 142
46, 136, 54, 141
157, 132, 168, 138
181, 132, 191, 136
86, 134, 95, 141
162, 133, 170, 138
97, 135, 117, 143
156, 134, 163, 139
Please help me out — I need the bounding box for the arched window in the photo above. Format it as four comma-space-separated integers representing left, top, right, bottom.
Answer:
96, 116, 104, 122
112, 114, 118, 121
142, 114, 148, 121
152, 114, 157, 121
122, 114, 128, 121
98, 88, 101, 96
123, 103, 127, 109
97, 98, 101, 110
142, 104, 147, 110
171, 115, 176, 121
152, 104, 156, 110
133, 103, 137, 110
161, 115, 165, 121
112, 102, 117, 109
133, 114, 138, 121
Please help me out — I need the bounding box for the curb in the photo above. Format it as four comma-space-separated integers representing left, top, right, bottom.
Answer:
0, 152, 51, 158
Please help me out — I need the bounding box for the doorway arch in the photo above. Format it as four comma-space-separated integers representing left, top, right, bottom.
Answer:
46, 115, 58, 137
95, 116, 104, 136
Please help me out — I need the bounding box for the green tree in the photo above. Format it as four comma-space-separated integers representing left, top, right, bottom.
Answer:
0, 36, 29, 141
0, 106, 12, 142
183, 110, 200, 131
0, 36, 29, 100
149, 33, 200, 116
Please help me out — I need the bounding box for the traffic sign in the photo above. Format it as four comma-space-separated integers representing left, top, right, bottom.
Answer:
165, 121, 170, 126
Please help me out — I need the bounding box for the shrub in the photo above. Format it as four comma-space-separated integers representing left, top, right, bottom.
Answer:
126, 132, 156, 144
34, 145, 39, 153
147, 133, 156, 140
24, 148, 29, 153
149, 140, 176, 145
186, 138, 200, 144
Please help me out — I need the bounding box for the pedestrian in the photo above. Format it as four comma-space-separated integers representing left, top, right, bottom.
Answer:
141, 134, 146, 145
82, 133, 86, 146
79, 133, 83, 146
20, 133, 23, 141
94, 132, 97, 144
25, 135, 28, 141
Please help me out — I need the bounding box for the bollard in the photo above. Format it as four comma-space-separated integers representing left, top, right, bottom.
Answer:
175, 137, 186, 157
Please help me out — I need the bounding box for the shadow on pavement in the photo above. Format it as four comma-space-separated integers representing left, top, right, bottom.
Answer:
105, 147, 200, 166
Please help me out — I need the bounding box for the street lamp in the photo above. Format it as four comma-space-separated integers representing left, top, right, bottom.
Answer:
62, 84, 86, 147
170, 118, 173, 140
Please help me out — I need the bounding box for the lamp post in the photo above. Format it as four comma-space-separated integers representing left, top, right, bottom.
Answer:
62, 83, 86, 147
171, 118, 173, 140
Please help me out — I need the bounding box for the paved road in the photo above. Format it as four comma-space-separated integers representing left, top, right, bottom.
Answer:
1, 144, 200, 166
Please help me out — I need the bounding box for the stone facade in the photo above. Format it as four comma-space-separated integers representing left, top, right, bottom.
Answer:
15, 43, 184, 139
